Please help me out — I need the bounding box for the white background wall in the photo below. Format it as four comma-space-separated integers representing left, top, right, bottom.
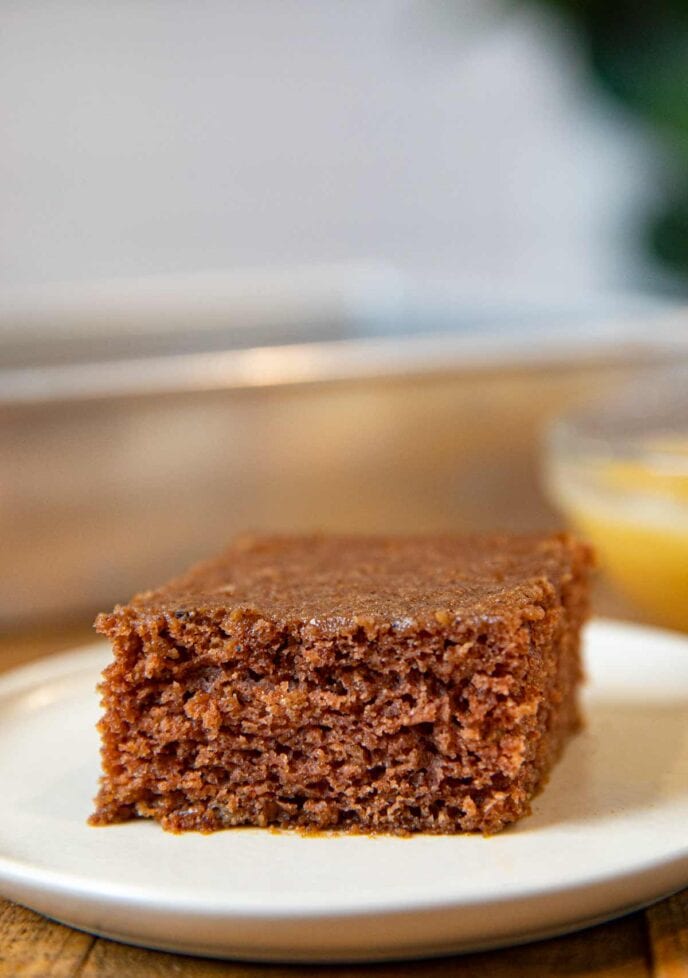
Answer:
1, 0, 660, 304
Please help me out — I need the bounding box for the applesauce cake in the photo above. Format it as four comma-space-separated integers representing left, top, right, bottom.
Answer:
91, 533, 592, 834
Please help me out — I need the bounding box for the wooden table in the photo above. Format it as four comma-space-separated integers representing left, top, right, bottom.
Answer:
1, 622, 686, 978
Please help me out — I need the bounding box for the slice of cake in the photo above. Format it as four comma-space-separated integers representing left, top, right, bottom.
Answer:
91, 533, 592, 834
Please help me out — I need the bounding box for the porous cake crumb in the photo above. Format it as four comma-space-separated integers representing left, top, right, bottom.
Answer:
92, 533, 592, 834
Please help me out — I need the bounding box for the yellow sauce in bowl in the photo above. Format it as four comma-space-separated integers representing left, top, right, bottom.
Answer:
549, 438, 688, 632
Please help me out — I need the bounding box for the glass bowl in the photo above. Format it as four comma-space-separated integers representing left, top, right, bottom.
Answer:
544, 367, 688, 632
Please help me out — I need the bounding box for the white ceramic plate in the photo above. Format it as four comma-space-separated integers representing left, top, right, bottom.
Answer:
0, 619, 687, 963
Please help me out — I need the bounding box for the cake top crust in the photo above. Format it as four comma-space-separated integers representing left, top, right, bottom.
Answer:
123, 533, 589, 630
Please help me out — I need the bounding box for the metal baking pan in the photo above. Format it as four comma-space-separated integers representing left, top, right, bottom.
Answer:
2, 274, 686, 625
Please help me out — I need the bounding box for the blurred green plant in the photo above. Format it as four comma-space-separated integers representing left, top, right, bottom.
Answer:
538, 0, 688, 280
